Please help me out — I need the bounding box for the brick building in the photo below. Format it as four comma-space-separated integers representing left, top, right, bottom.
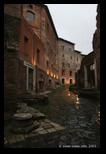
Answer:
22, 4, 59, 89
4, 4, 22, 112
58, 38, 83, 85
4, 4, 84, 113
4, 4, 59, 113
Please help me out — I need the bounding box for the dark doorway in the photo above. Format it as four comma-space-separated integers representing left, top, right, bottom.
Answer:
62, 78, 65, 84
39, 81, 44, 92
70, 79, 72, 84
28, 68, 33, 90
49, 79, 52, 87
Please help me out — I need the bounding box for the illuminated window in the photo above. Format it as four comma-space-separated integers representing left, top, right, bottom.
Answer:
27, 11, 35, 22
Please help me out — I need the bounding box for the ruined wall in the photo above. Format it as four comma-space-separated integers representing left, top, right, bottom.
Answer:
4, 5, 22, 113
92, 4, 100, 90
78, 52, 94, 88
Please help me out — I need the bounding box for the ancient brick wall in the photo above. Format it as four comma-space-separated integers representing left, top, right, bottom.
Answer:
4, 4, 22, 18
17, 59, 27, 95
4, 8, 21, 113
4, 49, 19, 112
19, 18, 35, 65
22, 4, 58, 87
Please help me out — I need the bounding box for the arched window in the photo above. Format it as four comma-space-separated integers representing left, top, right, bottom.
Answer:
27, 11, 35, 22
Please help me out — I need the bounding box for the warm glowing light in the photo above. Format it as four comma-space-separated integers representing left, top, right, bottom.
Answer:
98, 111, 100, 117
68, 93, 70, 96
56, 75, 58, 79
77, 97, 79, 101
51, 72, 53, 77
54, 74, 55, 78
76, 94, 80, 101
47, 69, 49, 75
76, 101, 80, 105
66, 80, 70, 85
75, 105, 79, 109
73, 80, 76, 84
33, 60, 36, 65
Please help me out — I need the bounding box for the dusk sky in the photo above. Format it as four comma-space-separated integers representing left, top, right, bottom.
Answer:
45, 4, 97, 55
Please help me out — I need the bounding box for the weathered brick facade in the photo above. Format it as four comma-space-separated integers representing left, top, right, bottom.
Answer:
4, 5, 22, 113
58, 38, 83, 85
4, 4, 59, 109
22, 4, 59, 88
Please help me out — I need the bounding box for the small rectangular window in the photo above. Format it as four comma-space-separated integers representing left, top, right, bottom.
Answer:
47, 61, 49, 68
62, 62, 64, 67
68, 63, 70, 68
62, 45, 64, 50
62, 70, 65, 75
37, 49, 40, 63
70, 71, 72, 76
24, 36, 29, 56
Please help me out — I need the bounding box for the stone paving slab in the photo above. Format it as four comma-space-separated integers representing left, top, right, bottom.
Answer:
4, 118, 67, 148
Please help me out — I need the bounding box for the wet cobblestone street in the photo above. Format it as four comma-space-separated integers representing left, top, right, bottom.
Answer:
47, 85, 100, 148
4, 85, 100, 148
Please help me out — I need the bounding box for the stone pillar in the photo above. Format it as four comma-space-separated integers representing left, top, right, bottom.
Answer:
84, 65, 88, 87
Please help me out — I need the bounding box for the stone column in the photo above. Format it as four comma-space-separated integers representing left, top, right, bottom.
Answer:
84, 65, 88, 87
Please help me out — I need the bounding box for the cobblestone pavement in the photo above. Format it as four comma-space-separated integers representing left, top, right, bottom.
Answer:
47, 85, 100, 148
4, 85, 100, 148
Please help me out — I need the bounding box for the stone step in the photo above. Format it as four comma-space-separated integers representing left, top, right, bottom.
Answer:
32, 112, 45, 120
